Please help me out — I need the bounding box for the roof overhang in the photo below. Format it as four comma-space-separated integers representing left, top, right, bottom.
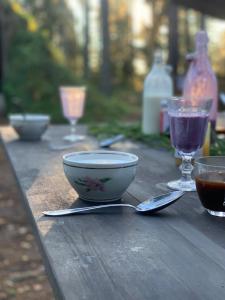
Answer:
174, 0, 225, 19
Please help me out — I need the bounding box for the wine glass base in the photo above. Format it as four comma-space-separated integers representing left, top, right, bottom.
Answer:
63, 134, 85, 143
206, 209, 225, 217
167, 179, 196, 192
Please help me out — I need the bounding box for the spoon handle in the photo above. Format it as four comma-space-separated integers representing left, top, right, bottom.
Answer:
100, 134, 125, 148
49, 143, 77, 151
43, 203, 136, 216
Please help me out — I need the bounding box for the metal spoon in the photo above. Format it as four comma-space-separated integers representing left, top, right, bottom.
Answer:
49, 134, 125, 151
99, 134, 125, 148
43, 191, 184, 216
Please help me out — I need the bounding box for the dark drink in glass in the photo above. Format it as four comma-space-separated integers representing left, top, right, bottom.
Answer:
170, 113, 208, 153
196, 173, 225, 212
195, 156, 225, 217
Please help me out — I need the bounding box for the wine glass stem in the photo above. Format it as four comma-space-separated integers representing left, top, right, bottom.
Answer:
179, 154, 194, 182
70, 119, 77, 135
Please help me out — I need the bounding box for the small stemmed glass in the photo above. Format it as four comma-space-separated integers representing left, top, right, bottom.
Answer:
167, 97, 212, 191
59, 86, 86, 142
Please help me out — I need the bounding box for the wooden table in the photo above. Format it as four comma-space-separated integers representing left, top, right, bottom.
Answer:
1, 125, 225, 300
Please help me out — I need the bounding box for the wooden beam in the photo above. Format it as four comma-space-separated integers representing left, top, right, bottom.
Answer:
83, 0, 90, 79
174, 0, 225, 19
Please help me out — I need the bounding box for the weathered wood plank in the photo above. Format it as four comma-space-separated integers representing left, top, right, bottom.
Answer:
1, 125, 225, 300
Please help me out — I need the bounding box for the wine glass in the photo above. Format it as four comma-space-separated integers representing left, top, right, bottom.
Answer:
167, 97, 212, 192
59, 86, 86, 142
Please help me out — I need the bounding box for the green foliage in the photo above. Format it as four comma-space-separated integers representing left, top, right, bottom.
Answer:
27, 0, 79, 67
210, 138, 225, 156
89, 122, 225, 155
2, 1, 82, 122
89, 122, 172, 151
2, 1, 140, 123
4, 26, 78, 122
83, 84, 140, 123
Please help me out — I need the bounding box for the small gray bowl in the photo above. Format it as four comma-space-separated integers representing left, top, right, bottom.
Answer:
9, 114, 50, 141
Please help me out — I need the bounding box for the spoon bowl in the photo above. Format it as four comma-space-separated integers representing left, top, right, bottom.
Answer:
43, 191, 184, 216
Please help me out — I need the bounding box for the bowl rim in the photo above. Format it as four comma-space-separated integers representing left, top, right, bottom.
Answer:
195, 156, 225, 169
63, 150, 139, 169
9, 114, 50, 121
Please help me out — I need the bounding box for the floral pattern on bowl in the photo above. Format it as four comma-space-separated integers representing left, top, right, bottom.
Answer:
74, 176, 111, 192
63, 150, 138, 202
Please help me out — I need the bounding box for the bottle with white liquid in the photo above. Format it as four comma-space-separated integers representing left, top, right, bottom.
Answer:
142, 50, 173, 134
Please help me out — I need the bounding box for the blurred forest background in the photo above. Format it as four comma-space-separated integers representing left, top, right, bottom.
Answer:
1, 0, 225, 123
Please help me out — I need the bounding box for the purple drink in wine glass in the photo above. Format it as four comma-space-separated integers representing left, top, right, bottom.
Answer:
167, 98, 212, 192
170, 113, 208, 153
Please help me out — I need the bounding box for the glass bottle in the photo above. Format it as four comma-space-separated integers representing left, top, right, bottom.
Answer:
183, 31, 218, 130
142, 50, 173, 135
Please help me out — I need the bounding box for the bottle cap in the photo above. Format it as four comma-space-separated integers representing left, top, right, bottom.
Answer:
154, 49, 163, 64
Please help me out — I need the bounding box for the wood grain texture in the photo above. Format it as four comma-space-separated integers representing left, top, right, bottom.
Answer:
1, 125, 225, 300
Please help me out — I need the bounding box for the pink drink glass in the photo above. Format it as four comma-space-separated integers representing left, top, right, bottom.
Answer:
167, 97, 212, 191
59, 86, 86, 142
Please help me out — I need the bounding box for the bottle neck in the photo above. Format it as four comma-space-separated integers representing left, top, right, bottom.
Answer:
197, 43, 208, 55
151, 60, 165, 73
195, 44, 210, 67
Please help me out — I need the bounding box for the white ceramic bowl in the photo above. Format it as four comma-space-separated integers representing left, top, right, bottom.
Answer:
63, 150, 139, 202
9, 114, 50, 141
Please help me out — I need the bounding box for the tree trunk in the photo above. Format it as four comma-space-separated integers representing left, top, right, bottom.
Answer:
0, 6, 3, 92
200, 14, 206, 30
147, 0, 168, 66
83, 0, 90, 79
184, 10, 191, 52
168, 0, 178, 90
0, 4, 17, 88
100, 0, 111, 95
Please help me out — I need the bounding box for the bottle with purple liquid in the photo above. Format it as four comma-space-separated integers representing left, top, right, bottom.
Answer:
167, 98, 212, 192
183, 31, 218, 130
